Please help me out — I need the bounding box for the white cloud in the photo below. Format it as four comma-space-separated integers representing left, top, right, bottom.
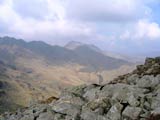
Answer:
120, 20, 160, 40
0, 0, 100, 44
135, 20, 160, 39
13, 0, 49, 19
64, 0, 151, 22
0, 0, 159, 53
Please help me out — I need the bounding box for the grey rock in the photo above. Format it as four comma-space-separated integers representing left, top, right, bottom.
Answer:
61, 84, 86, 97
100, 83, 147, 107
84, 84, 99, 92
126, 74, 139, 85
122, 107, 142, 120
81, 111, 107, 120
80, 111, 97, 120
52, 102, 81, 118
137, 75, 159, 88
151, 96, 160, 109
37, 111, 54, 120
19, 115, 35, 120
151, 107, 160, 116
53, 92, 85, 106
84, 97, 111, 112
106, 103, 123, 120
140, 111, 150, 119
83, 87, 101, 101
53, 114, 65, 120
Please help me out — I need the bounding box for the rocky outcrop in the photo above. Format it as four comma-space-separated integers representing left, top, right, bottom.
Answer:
1, 57, 160, 120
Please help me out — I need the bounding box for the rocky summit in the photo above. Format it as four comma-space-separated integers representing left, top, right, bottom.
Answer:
1, 57, 160, 120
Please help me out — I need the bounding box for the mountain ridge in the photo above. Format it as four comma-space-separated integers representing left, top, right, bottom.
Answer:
65, 40, 144, 63
0, 36, 130, 71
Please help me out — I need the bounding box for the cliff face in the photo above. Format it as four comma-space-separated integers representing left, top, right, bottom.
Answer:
1, 57, 160, 120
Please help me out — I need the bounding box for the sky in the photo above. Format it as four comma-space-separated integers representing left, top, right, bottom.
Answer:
0, 0, 160, 55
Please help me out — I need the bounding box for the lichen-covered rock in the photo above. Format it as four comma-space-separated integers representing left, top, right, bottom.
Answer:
126, 74, 139, 85
106, 103, 123, 120
149, 107, 160, 120
83, 87, 101, 101
151, 96, 160, 109
151, 107, 160, 116
19, 115, 35, 120
137, 75, 159, 88
100, 83, 148, 107
53, 113, 65, 120
133, 57, 160, 76
52, 102, 81, 119
81, 111, 106, 120
122, 107, 142, 120
84, 97, 111, 112
53, 92, 85, 106
61, 84, 87, 97
36, 111, 54, 120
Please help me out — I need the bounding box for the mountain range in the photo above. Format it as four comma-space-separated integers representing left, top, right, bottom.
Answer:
0, 36, 136, 113
65, 41, 144, 63
0, 37, 131, 70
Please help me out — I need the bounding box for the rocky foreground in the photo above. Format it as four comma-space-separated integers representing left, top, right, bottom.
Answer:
1, 57, 160, 120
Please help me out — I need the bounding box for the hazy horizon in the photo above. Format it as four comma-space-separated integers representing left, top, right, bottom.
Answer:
0, 0, 160, 56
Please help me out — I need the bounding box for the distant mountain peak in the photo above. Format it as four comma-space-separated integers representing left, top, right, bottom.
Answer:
65, 41, 84, 50
65, 41, 102, 52
0, 37, 130, 71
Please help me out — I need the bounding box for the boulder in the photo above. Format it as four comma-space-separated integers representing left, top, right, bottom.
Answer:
137, 75, 159, 88
61, 84, 86, 97
83, 87, 101, 101
100, 83, 148, 107
53, 92, 85, 106
126, 74, 139, 85
82, 97, 111, 115
37, 111, 54, 120
52, 102, 81, 119
106, 103, 123, 120
122, 106, 142, 120
81, 111, 106, 120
